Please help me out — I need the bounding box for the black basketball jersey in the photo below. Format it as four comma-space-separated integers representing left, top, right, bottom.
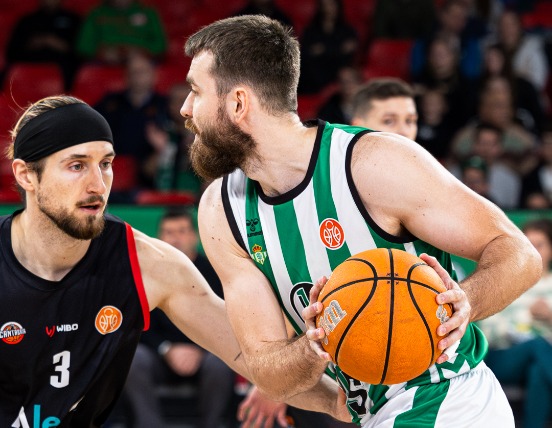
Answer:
0, 212, 150, 427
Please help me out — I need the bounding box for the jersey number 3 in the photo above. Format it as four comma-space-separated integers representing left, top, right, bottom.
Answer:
50, 351, 70, 388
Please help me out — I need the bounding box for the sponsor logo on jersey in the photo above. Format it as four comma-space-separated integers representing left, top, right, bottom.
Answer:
318, 300, 347, 345
11, 404, 60, 427
246, 217, 263, 237
94, 306, 123, 335
1, 321, 26, 345
319, 218, 345, 250
436, 305, 450, 324
251, 244, 268, 265
45, 324, 79, 338
290, 282, 313, 322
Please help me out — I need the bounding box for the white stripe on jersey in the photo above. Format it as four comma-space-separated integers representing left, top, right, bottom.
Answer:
226, 171, 249, 247
329, 127, 377, 255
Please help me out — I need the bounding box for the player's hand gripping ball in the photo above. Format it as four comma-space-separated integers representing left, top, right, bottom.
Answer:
315, 248, 453, 385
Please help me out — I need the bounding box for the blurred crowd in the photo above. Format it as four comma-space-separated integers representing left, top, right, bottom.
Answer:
1, 1, 552, 426
0, 0, 550, 209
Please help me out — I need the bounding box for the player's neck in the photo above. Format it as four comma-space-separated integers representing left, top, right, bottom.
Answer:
11, 209, 92, 282
245, 118, 317, 197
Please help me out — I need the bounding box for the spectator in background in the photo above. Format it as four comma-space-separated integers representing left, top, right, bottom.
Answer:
521, 124, 552, 209
234, 0, 293, 28
5, 0, 81, 90
77, 0, 167, 65
451, 122, 521, 209
94, 52, 169, 196
416, 88, 456, 162
478, 218, 552, 428
123, 208, 236, 428
316, 66, 363, 124
491, 9, 549, 91
351, 78, 418, 140
411, 0, 484, 81
373, 0, 436, 39
412, 35, 477, 134
479, 42, 544, 136
298, 0, 358, 94
459, 155, 495, 203
145, 83, 203, 197
451, 79, 536, 174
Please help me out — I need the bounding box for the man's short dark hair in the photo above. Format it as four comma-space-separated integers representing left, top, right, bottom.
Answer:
185, 15, 300, 114
159, 208, 195, 229
352, 78, 414, 118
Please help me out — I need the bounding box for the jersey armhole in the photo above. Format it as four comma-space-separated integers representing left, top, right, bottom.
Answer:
125, 223, 150, 331
221, 175, 248, 253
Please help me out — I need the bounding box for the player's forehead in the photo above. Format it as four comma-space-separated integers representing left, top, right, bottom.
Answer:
187, 51, 216, 89
49, 141, 115, 162
370, 97, 417, 116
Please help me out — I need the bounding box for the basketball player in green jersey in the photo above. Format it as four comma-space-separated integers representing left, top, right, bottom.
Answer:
182, 15, 541, 426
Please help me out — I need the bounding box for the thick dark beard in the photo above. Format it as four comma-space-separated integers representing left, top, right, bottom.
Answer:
37, 193, 106, 240
188, 106, 257, 181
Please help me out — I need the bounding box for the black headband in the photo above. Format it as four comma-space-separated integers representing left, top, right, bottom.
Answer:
14, 103, 114, 162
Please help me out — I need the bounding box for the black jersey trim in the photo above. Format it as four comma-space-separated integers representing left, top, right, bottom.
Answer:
222, 175, 248, 253
345, 135, 417, 244
255, 119, 323, 206
125, 223, 150, 331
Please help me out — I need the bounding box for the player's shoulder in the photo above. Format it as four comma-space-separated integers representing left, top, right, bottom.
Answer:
198, 177, 225, 220
354, 131, 436, 170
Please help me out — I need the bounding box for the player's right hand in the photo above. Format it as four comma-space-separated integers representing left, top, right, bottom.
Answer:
237, 385, 289, 428
302, 276, 332, 361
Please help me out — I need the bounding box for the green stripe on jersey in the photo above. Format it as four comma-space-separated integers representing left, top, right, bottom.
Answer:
273, 203, 310, 282
394, 381, 450, 427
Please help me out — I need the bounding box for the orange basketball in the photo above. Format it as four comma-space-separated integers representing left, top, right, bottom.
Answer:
315, 248, 453, 385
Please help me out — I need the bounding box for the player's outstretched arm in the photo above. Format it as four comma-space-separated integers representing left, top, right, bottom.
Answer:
198, 179, 329, 401
352, 133, 542, 338
132, 228, 249, 377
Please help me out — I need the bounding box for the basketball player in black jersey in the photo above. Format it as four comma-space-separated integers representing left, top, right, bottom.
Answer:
0, 95, 346, 427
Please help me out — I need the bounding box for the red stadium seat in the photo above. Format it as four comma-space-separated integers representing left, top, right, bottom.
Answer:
362, 38, 414, 81
156, 62, 189, 94
72, 64, 126, 106
0, 94, 20, 143
276, 0, 316, 36
135, 190, 196, 206
111, 155, 138, 192
3, 63, 64, 107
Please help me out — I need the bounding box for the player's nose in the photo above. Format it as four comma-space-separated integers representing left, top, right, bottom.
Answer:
180, 92, 194, 118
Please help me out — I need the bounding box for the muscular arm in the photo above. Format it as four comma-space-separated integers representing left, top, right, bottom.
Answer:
135, 227, 346, 417
353, 132, 542, 322
198, 180, 328, 401
133, 229, 248, 377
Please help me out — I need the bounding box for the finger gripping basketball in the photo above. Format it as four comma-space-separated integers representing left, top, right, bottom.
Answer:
315, 248, 453, 385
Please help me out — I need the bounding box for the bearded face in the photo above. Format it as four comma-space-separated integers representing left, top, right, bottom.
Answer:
37, 191, 106, 240
188, 103, 257, 181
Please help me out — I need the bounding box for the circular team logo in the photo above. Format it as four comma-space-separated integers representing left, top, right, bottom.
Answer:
95, 306, 123, 335
1, 321, 26, 345
319, 218, 345, 250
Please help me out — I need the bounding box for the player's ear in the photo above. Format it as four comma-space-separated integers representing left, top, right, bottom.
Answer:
13, 159, 37, 192
231, 87, 249, 123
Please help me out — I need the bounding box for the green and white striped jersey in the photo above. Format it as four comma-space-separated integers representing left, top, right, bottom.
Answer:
222, 121, 488, 425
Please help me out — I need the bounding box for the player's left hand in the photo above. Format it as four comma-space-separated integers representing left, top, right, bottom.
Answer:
302, 276, 333, 361
420, 254, 471, 364
237, 385, 289, 428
